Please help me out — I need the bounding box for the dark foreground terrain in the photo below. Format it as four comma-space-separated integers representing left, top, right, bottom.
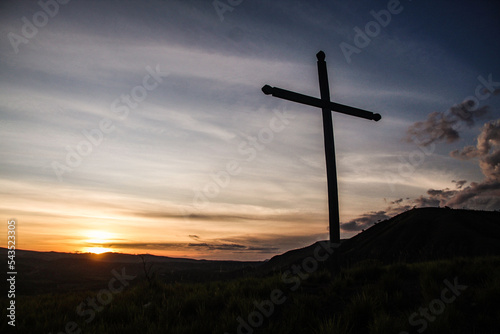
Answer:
1, 208, 499, 333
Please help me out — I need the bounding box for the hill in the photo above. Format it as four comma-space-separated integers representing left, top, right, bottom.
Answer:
340, 207, 500, 264
261, 208, 500, 272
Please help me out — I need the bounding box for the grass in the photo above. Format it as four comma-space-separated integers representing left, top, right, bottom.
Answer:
3, 256, 499, 334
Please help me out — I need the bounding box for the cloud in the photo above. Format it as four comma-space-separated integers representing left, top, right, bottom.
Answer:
427, 188, 459, 199
341, 210, 389, 231
481, 149, 500, 181
405, 100, 489, 146
104, 241, 279, 253
403, 111, 500, 212
481, 87, 500, 96
130, 208, 325, 224
445, 181, 500, 208
391, 198, 404, 205
452, 180, 467, 189
405, 120, 500, 210
103, 232, 327, 257
450, 145, 481, 159
450, 119, 500, 180
413, 195, 441, 207
341, 203, 412, 232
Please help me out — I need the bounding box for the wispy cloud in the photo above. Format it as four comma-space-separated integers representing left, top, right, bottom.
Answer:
405, 100, 490, 146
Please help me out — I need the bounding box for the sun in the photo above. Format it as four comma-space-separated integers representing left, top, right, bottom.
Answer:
86, 246, 111, 254
83, 230, 115, 254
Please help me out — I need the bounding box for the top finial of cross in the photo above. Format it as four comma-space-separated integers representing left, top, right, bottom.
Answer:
316, 51, 326, 61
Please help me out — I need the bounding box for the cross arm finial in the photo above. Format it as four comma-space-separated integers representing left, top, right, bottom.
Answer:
316, 50, 326, 61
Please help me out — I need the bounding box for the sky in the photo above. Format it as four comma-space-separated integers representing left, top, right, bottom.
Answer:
0, 0, 499, 260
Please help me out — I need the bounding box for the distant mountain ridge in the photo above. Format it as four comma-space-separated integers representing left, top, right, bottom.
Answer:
0, 248, 260, 294
3, 207, 500, 294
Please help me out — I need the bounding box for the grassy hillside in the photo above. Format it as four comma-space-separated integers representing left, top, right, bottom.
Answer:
258, 208, 500, 274
4, 256, 499, 334
340, 208, 500, 264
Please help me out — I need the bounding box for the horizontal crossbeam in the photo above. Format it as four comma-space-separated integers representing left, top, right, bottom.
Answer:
262, 85, 381, 122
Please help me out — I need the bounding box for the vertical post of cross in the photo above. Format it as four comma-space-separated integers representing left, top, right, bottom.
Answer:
316, 51, 340, 244
262, 51, 381, 245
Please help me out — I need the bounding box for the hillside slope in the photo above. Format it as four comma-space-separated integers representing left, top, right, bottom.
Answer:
262, 208, 500, 271
340, 207, 500, 264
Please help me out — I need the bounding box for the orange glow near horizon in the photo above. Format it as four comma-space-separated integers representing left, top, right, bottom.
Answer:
0, 185, 339, 260
84, 230, 115, 243
81, 230, 116, 254
85, 246, 114, 254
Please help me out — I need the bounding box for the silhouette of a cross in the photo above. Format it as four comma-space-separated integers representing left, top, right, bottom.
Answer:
262, 51, 381, 244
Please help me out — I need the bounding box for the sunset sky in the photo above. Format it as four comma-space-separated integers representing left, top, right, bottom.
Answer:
1, 0, 499, 260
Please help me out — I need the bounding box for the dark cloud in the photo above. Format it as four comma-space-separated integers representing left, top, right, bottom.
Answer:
412, 188, 457, 208
450, 145, 481, 160
477, 119, 500, 154
445, 181, 500, 208
452, 180, 467, 189
405, 100, 489, 146
413, 195, 441, 207
406, 111, 459, 146
343, 178, 497, 232
104, 241, 278, 253
410, 119, 500, 211
102, 233, 327, 257
105, 242, 185, 250
481, 149, 500, 180
450, 119, 500, 181
188, 243, 246, 250
341, 210, 392, 232
341, 197, 418, 232
482, 87, 500, 96
391, 198, 404, 205
130, 209, 324, 224
427, 188, 458, 200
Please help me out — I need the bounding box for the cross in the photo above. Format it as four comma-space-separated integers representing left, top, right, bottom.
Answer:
262, 51, 381, 244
